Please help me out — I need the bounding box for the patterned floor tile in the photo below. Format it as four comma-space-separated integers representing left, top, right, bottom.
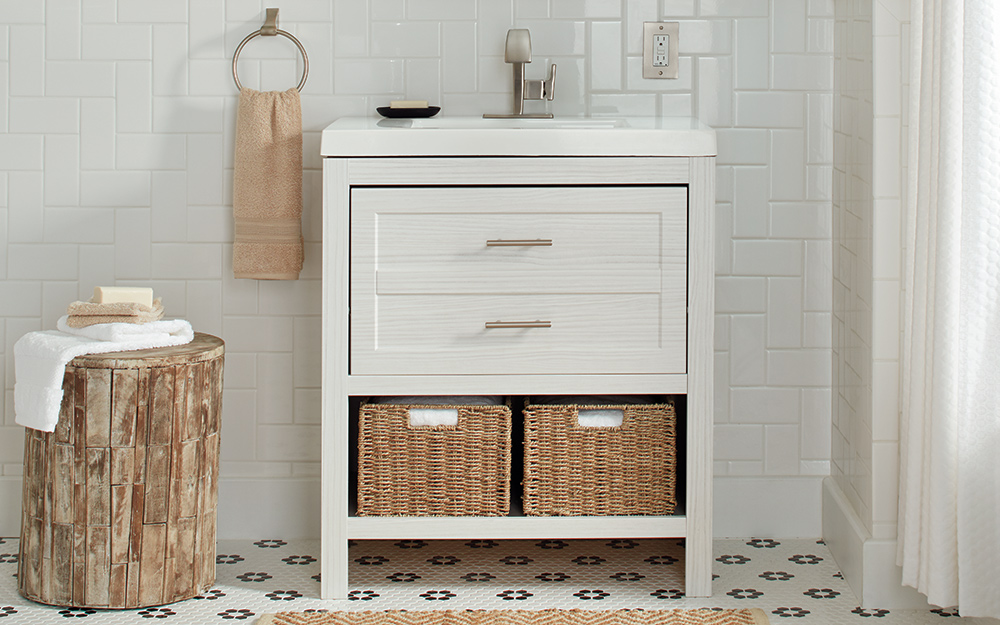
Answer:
0, 537, 979, 624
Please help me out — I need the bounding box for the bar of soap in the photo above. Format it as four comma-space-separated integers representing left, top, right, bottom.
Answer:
92, 286, 154, 308
389, 100, 429, 109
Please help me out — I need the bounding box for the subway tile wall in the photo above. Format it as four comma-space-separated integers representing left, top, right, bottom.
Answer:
830, 0, 908, 538
0, 0, 836, 536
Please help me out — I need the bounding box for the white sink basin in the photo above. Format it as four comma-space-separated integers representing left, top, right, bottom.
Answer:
384, 117, 631, 130
321, 116, 716, 157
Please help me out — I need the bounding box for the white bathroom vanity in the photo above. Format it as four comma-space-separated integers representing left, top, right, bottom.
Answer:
320, 116, 716, 600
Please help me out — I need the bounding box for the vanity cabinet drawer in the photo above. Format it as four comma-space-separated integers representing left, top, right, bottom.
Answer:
350, 185, 688, 375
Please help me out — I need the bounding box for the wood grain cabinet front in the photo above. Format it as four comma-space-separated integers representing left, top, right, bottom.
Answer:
350, 185, 688, 376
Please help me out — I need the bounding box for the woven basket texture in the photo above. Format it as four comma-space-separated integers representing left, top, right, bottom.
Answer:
523, 401, 677, 516
357, 402, 512, 516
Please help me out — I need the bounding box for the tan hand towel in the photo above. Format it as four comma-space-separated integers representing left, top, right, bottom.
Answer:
65, 298, 165, 328
233, 87, 304, 280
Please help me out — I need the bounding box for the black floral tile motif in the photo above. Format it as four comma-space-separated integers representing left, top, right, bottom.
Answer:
427, 555, 460, 566
348, 540, 358, 548
216, 554, 245, 565
931, 608, 962, 617
500, 555, 533, 565
0, 555, 17, 564
218, 609, 255, 620
650, 589, 684, 600
355, 555, 389, 566
304, 609, 329, 613
388, 572, 423, 582
348, 590, 380, 601
254, 539, 287, 549
852, 607, 889, 617
138, 607, 176, 619
644, 555, 679, 566
236, 572, 273, 583
803, 588, 840, 599
606, 539, 639, 549
726, 588, 763, 600
816, 539, 826, 545
311, 574, 321, 583
716, 554, 751, 565
535, 572, 570, 582
0, 607, 16, 618
194, 589, 227, 600
712, 574, 720, 580
497, 589, 533, 600
747, 538, 781, 549
420, 590, 456, 601
0, 539, 5, 545
466, 540, 500, 549
460, 572, 496, 582
59, 608, 97, 618
571, 555, 606, 566
265, 590, 303, 601
609, 572, 646, 582
535, 540, 569, 549
394, 540, 428, 549
772, 607, 810, 618
573, 589, 610, 600
282, 555, 317, 565
789, 554, 824, 565
834, 572, 844, 579
760, 571, 795, 581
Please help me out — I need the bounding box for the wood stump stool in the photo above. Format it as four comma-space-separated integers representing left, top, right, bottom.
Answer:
18, 333, 225, 609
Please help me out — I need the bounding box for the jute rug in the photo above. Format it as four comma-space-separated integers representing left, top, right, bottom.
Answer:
257, 609, 769, 625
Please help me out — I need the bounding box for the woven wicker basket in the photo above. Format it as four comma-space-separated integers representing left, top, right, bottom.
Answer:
357, 400, 512, 516
523, 399, 677, 516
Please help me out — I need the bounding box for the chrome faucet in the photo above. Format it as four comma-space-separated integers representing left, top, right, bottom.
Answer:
484, 29, 557, 119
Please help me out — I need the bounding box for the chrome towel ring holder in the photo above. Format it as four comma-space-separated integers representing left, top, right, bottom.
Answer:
232, 8, 309, 92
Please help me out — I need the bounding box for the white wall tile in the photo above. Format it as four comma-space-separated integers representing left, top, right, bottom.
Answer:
735, 18, 769, 89
115, 209, 152, 279
716, 276, 766, 313
187, 134, 224, 205
7, 172, 43, 242
736, 91, 804, 128
222, 316, 294, 352
41, 281, 79, 328
8, 244, 78, 280
9, 26, 44, 96
118, 0, 187, 22
44, 208, 114, 244
731, 388, 800, 424
220, 389, 257, 461
732, 166, 768, 237
153, 24, 189, 96
116, 134, 187, 171
77, 245, 115, 300
256, 425, 321, 462
715, 424, 764, 461
80, 171, 151, 207
590, 21, 623, 91
81, 0, 116, 23
372, 21, 441, 58
0, 281, 42, 317
151, 243, 222, 279
45, 0, 81, 60
80, 98, 115, 169
442, 21, 477, 93
150, 171, 188, 242
45, 61, 114, 97
767, 277, 803, 348
82, 24, 152, 60
116, 62, 153, 132
0, 136, 43, 172
717, 129, 768, 165
764, 424, 801, 474
334, 59, 404, 95
730, 314, 767, 386
9, 97, 79, 134
700, 0, 768, 17
256, 353, 295, 424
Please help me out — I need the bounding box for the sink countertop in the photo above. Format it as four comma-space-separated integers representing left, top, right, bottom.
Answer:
320, 116, 716, 158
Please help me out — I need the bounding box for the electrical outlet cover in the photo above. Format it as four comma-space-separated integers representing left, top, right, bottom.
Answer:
643, 22, 680, 79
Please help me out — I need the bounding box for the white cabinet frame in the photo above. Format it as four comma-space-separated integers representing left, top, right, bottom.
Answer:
321, 156, 715, 600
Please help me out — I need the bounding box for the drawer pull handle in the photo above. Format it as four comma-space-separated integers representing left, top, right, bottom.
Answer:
485, 320, 552, 329
486, 239, 553, 247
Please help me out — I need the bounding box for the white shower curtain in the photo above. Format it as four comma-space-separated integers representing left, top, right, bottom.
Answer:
898, 0, 1000, 618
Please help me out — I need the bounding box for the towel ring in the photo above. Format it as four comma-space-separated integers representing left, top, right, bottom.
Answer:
232, 8, 309, 92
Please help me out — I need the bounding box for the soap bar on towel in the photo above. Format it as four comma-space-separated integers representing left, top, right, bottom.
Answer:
93, 286, 154, 307
232, 87, 304, 280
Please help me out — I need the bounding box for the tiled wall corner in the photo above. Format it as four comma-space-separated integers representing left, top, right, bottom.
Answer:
0, 0, 835, 536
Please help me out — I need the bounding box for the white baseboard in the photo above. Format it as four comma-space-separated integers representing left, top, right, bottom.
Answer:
0, 477, 21, 537
822, 477, 932, 609
217, 478, 320, 539
714, 476, 823, 538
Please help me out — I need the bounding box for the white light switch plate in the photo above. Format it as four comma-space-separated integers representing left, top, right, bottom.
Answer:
643, 22, 680, 79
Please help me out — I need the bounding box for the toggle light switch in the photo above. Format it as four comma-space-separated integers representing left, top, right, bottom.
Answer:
643, 22, 679, 79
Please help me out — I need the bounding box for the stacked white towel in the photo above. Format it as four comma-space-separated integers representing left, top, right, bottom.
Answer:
14, 317, 194, 433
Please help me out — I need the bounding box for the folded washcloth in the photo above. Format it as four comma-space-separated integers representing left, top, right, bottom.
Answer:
14, 318, 194, 432
65, 298, 164, 328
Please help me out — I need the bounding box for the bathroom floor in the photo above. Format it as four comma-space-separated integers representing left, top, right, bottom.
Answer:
0, 536, 974, 624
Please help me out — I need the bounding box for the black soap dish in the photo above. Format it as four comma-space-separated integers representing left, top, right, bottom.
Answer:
376, 106, 441, 119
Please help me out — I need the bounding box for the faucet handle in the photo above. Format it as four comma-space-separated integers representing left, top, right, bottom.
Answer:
504, 29, 532, 63
542, 63, 557, 100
